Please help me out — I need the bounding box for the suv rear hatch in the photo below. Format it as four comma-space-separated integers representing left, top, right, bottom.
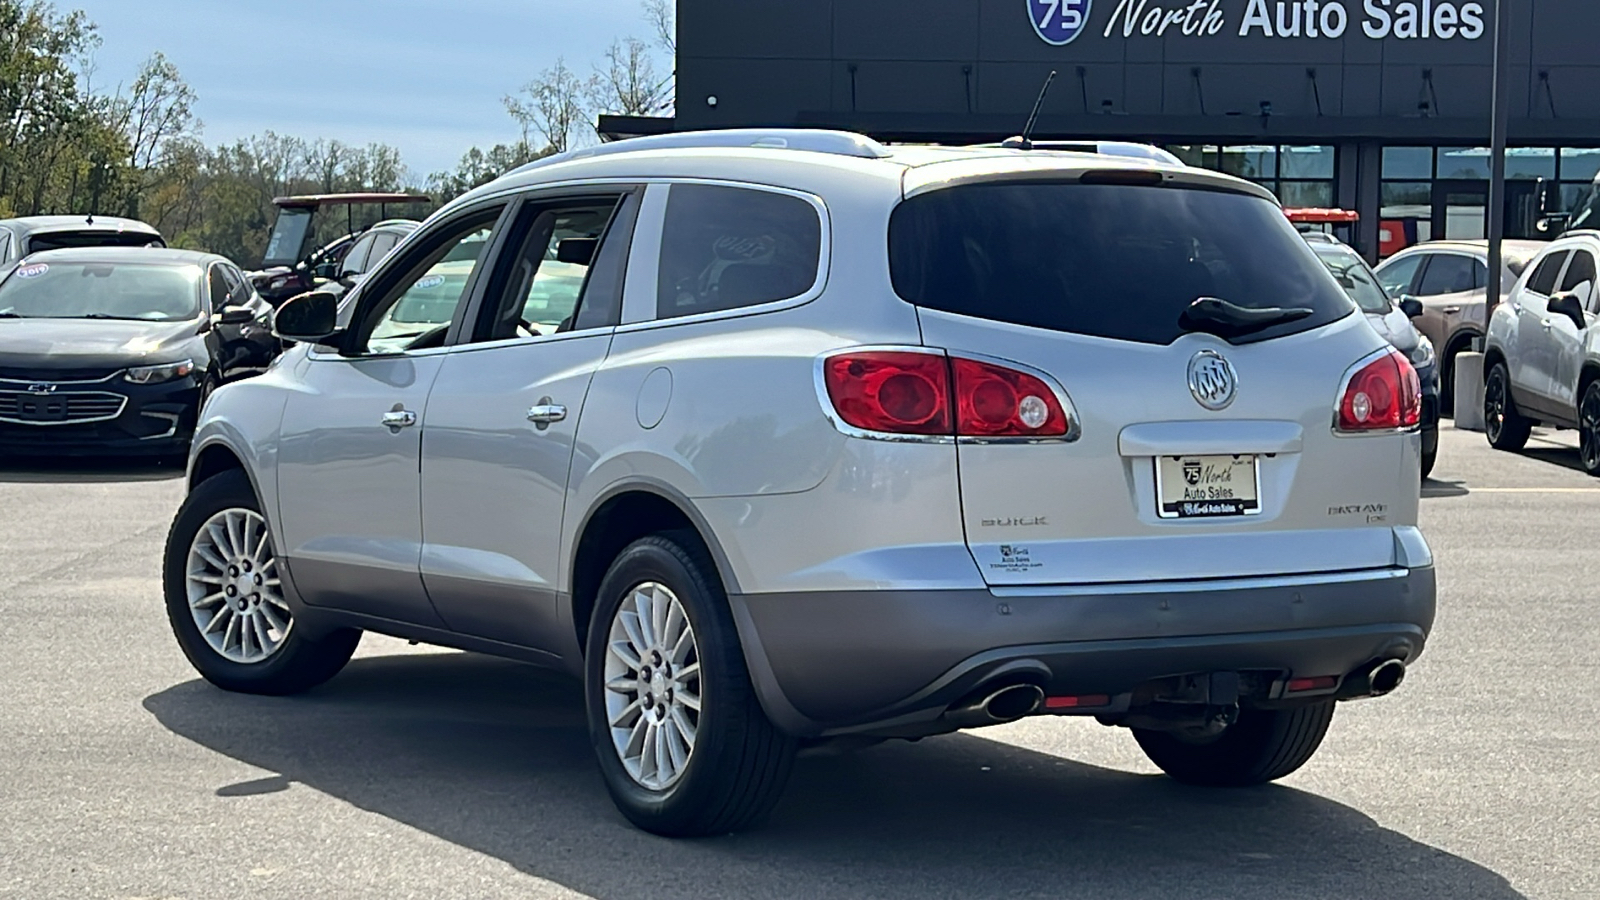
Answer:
889, 165, 1418, 586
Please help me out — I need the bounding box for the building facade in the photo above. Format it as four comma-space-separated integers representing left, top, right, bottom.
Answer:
671, 0, 1600, 258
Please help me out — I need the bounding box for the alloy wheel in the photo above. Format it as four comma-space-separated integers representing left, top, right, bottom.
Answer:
1485, 370, 1507, 443
603, 581, 702, 791
1581, 385, 1600, 472
185, 508, 292, 664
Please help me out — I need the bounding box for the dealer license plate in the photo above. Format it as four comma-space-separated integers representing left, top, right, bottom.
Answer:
1155, 454, 1261, 519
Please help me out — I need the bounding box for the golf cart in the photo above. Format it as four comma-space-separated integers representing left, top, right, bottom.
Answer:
249, 192, 430, 305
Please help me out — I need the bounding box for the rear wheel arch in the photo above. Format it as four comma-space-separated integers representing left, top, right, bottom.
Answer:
569, 485, 738, 654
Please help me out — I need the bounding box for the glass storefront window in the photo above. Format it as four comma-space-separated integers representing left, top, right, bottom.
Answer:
1507, 148, 1556, 180
1278, 181, 1333, 208
1562, 149, 1600, 182
1436, 147, 1488, 179
1279, 145, 1334, 179
1383, 147, 1432, 180
1218, 145, 1277, 180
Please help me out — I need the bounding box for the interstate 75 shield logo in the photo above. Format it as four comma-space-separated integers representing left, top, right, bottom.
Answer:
1029, 0, 1092, 45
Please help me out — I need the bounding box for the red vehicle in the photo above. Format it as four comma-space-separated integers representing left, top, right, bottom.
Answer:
249, 193, 431, 305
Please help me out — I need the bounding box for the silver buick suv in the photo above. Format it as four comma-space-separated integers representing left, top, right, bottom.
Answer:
163, 130, 1435, 836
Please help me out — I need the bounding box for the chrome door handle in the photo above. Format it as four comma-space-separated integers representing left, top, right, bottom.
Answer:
1541, 319, 1553, 329
381, 409, 418, 430
1443, 306, 1462, 314
527, 403, 568, 425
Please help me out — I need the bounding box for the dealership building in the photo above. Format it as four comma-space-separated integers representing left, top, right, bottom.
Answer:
618, 0, 1600, 260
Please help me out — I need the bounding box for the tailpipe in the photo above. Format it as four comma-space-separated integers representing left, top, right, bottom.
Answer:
943, 683, 1045, 728
1342, 659, 1407, 699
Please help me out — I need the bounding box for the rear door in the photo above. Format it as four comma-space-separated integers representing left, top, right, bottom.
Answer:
1547, 247, 1597, 411
891, 178, 1410, 586
1514, 248, 1572, 407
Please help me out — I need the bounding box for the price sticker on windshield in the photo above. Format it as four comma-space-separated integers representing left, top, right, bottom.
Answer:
15, 263, 48, 279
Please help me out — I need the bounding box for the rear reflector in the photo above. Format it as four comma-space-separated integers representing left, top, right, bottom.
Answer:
1285, 676, 1339, 693
822, 349, 1073, 439
1336, 349, 1421, 432
1044, 694, 1110, 710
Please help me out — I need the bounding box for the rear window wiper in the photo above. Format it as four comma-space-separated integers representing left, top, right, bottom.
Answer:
1178, 297, 1314, 341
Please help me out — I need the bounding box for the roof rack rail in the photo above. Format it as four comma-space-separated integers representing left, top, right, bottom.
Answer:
1559, 228, 1600, 239
980, 138, 1183, 166
509, 129, 893, 177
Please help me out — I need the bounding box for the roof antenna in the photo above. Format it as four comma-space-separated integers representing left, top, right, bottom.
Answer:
1007, 70, 1058, 150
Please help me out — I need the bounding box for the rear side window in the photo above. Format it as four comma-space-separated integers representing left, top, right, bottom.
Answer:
1415, 255, 1476, 296
888, 183, 1351, 345
1526, 250, 1571, 296
656, 184, 822, 320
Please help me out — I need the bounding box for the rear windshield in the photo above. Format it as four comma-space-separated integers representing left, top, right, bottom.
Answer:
888, 183, 1353, 345
26, 231, 163, 253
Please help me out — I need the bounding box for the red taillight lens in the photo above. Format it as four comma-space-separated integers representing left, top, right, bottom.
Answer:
1337, 349, 1421, 432
822, 351, 952, 435
952, 357, 1069, 437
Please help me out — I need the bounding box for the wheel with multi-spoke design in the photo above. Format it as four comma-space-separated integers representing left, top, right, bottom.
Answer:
1484, 362, 1532, 452
163, 469, 360, 695
1579, 381, 1600, 476
585, 533, 796, 836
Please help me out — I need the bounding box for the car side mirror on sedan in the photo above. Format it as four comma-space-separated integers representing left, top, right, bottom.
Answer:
215, 307, 255, 325
274, 290, 341, 346
1547, 291, 1589, 331
1399, 296, 1424, 318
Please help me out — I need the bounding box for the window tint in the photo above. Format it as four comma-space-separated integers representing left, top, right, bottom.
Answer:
366, 233, 400, 269
888, 183, 1351, 345
1376, 254, 1423, 297
657, 184, 822, 320
0, 231, 11, 262
480, 199, 623, 341
340, 235, 375, 277
1313, 244, 1390, 314
207, 265, 231, 308
1415, 255, 1476, 296
1559, 250, 1597, 309
220, 264, 250, 305
356, 210, 501, 355
1527, 250, 1571, 296
1472, 261, 1488, 290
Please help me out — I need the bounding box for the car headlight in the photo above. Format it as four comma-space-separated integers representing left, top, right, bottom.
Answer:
125, 359, 196, 385
1409, 337, 1435, 368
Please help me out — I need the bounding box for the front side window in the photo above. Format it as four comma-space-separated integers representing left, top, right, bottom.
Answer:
656, 184, 823, 320
1415, 255, 1476, 296
1559, 250, 1597, 309
222, 265, 251, 305
339, 235, 375, 278
1376, 254, 1423, 298
1313, 245, 1391, 314
0, 230, 11, 262
354, 209, 502, 355
478, 198, 627, 341
0, 261, 201, 322
889, 183, 1351, 345
207, 265, 231, 309
1526, 250, 1571, 297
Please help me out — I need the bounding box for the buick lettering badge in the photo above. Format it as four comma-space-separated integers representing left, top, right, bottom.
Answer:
26, 383, 57, 395
1187, 350, 1237, 411
1029, 0, 1092, 45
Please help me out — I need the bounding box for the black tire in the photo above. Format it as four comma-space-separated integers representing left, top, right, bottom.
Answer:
163, 469, 360, 695
1132, 701, 1335, 787
1485, 362, 1532, 452
1420, 425, 1438, 482
584, 533, 796, 837
1579, 381, 1600, 477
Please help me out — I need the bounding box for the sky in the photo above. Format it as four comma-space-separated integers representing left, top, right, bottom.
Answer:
68, 0, 663, 181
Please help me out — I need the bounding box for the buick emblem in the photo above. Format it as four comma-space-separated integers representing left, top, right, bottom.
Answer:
1187, 350, 1237, 411
26, 383, 57, 395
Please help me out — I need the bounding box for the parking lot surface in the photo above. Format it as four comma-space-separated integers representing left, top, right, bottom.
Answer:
0, 425, 1595, 900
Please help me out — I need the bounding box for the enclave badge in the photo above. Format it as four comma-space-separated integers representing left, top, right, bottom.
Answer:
1187, 350, 1237, 411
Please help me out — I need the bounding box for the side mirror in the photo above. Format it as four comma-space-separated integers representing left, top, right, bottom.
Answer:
1547, 291, 1588, 330
274, 290, 341, 344
1399, 296, 1424, 318
216, 307, 254, 325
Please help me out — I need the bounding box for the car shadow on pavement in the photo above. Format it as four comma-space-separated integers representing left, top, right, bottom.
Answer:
1518, 446, 1586, 474
0, 455, 183, 483
143, 651, 1526, 900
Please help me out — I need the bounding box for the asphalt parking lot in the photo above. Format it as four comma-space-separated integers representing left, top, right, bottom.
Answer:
0, 425, 1595, 900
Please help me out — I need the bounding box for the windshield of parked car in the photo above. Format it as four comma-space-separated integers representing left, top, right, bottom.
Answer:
1312, 244, 1392, 314
888, 183, 1353, 345
0, 261, 202, 321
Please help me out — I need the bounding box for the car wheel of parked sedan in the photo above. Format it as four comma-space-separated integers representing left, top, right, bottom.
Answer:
585, 533, 796, 837
1132, 700, 1335, 787
163, 469, 361, 695
1421, 426, 1438, 481
1579, 381, 1600, 477
1484, 362, 1532, 452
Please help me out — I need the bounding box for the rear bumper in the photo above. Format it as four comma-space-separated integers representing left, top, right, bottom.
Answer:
731, 564, 1435, 737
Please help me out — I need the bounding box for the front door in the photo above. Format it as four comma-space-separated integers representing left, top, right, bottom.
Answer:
275, 204, 508, 625
420, 192, 637, 657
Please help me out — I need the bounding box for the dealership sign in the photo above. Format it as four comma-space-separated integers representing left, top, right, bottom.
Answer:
1034, 0, 1488, 41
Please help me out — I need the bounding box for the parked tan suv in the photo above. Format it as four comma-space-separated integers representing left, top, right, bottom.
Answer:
1375, 240, 1543, 413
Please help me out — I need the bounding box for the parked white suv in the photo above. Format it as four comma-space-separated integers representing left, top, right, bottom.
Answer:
163, 130, 1435, 836
1483, 230, 1600, 472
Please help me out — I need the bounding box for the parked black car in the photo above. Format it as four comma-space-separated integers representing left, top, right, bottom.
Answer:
0, 215, 164, 265
0, 247, 280, 458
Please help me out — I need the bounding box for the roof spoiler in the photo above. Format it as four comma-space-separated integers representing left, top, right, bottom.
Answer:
980, 139, 1184, 166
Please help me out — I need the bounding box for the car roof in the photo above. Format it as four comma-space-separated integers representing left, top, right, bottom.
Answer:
1393, 239, 1546, 257
0, 215, 162, 238
18, 246, 224, 267
451, 129, 1275, 211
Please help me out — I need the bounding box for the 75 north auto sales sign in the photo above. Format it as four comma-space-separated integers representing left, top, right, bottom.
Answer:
1032, 0, 1489, 42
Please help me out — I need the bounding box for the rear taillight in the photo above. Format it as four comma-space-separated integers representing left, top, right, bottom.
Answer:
1336, 349, 1421, 432
822, 350, 1073, 439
